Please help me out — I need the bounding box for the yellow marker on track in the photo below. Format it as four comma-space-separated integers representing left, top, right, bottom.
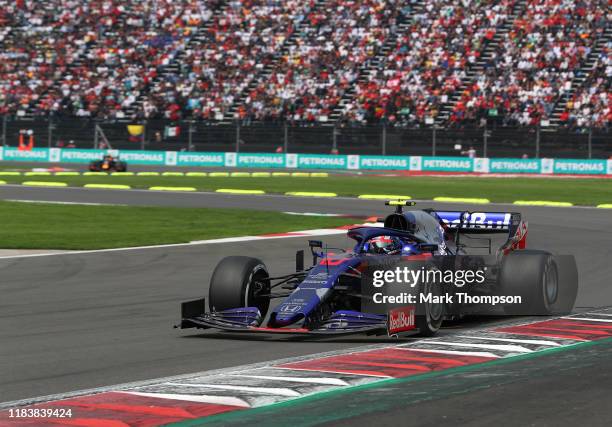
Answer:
285, 192, 337, 197
358, 194, 412, 200
216, 189, 265, 195
272, 172, 290, 177
186, 172, 208, 177
251, 172, 271, 178
162, 172, 184, 177
0, 180, 6, 185
136, 172, 160, 176
83, 172, 107, 176
22, 181, 68, 187
597, 204, 612, 209
0, 172, 21, 176
310, 172, 329, 178
84, 184, 131, 190
54, 172, 80, 176
434, 197, 491, 204
230, 172, 251, 177
149, 186, 196, 192
209, 172, 230, 177
513, 200, 573, 207
291, 172, 309, 177
111, 172, 134, 176
24, 172, 51, 176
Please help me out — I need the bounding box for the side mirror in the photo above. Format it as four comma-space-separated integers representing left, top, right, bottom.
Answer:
308, 240, 323, 265
309, 240, 323, 249
295, 250, 304, 272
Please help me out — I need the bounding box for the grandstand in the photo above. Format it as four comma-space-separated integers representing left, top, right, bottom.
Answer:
0, 0, 609, 131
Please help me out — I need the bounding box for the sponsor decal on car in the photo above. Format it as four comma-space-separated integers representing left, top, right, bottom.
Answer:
279, 304, 301, 313
387, 305, 416, 335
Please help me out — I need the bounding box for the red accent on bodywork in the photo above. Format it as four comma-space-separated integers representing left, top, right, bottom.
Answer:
502, 220, 528, 254
517, 221, 528, 249
278, 348, 495, 378
319, 257, 346, 266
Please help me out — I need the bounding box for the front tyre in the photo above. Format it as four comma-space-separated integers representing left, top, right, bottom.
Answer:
415, 277, 444, 336
209, 256, 270, 319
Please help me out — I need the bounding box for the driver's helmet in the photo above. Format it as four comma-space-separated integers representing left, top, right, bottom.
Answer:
366, 235, 402, 255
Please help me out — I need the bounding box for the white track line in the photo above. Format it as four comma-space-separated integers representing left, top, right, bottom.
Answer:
164, 383, 301, 397
119, 391, 251, 408
566, 317, 612, 323
397, 348, 500, 359
419, 341, 534, 353
233, 375, 349, 386
0, 228, 349, 260
6, 199, 126, 206
455, 336, 563, 346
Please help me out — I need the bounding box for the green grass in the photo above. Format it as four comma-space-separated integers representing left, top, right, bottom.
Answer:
2, 174, 612, 206
0, 201, 358, 249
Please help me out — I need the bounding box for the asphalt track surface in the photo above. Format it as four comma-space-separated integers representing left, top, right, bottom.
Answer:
1, 186, 612, 425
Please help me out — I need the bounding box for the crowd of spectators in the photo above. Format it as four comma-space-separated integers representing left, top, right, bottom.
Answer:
239, 0, 402, 124
0, 0, 609, 129
558, 44, 611, 129
337, 0, 516, 126
0, 0, 217, 118
140, 0, 314, 121
0, 0, 89, 116
448, 0, 609, 128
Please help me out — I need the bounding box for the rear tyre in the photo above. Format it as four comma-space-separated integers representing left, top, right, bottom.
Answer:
500, 250, 569, 315
209, 256, 270, 319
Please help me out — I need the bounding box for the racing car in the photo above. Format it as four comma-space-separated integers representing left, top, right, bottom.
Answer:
89, 154, 127, 172
177, 201, 577, 337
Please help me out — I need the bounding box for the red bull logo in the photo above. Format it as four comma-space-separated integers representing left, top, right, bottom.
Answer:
387, 306, 415, 335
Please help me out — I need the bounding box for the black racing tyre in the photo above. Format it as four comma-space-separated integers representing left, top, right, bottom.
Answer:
116, 162, 127, 172
415, 271, 444, 336
208, 256, 270, 319
500, 250, 566, 315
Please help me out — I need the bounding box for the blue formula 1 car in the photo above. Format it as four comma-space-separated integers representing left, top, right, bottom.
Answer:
178, 201, 577, 337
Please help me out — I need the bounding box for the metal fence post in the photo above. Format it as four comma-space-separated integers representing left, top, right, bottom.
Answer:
588, 127, 592, 159
535, 125, 540, 158
332, 127, 338, 152
141, 121, 147, 150
432, 126, 437, 156
235, 122, 240, 153
47, 118, 53, 148
1, 115, 6, 146
188, 120, 194, 151
483, 124, 488, 157
381, 124, 387, 155
283, 123, 288, 153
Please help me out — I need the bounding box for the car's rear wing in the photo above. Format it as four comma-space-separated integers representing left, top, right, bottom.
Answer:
434, 211, 520, 233
433, 210, 527, 253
